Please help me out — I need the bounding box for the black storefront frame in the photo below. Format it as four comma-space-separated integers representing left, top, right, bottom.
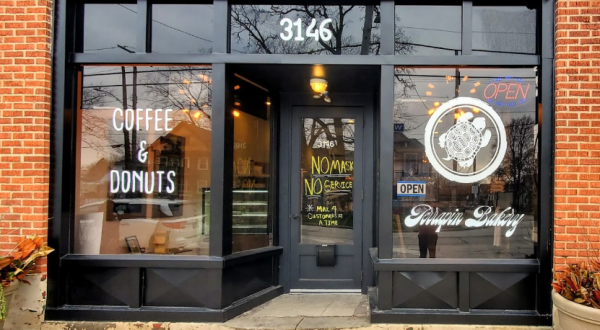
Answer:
48, 0, 555, 325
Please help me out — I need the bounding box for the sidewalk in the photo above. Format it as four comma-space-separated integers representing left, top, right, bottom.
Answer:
39, 294, 552, 330
40, 322, 552, 330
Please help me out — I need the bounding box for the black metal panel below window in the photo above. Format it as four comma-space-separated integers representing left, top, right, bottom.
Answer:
144, 268, 222, 308
469, 272, 536, 310
392, 271, 458, 309
221, 255, 275, 307
67, 267, 140, 307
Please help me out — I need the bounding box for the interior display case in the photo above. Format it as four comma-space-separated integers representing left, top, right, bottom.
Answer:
204, 165, 270, 253
234, 158, 270, 251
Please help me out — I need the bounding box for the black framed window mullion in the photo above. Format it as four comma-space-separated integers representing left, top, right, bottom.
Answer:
461, 0, 472, 55
380, 0, 394, 56
136, 0, 150, 53
213, 0, 230, 54
209, 63, 234, 257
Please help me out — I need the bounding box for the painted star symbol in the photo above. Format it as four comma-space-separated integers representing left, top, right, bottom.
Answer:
306, 204, 314, 212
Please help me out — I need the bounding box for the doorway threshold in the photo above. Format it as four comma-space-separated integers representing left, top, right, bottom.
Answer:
290, 289, 362, 294
225, 293, 369, 329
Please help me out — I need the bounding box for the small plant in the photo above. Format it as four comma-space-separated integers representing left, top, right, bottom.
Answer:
552, 260, 600, 309
0, 235, 53, 321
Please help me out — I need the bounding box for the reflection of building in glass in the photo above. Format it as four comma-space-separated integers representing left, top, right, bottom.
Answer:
393, 132, 430, 179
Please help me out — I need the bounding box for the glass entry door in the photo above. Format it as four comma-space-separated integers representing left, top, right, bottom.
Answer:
290, 107, 363, 291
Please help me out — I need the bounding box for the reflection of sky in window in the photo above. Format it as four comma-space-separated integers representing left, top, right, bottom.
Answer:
472, 7, 536, 55
152, 5, 213, 54
303, 119, 355, 151
394, 68, 537, 143
84, 4, 136, 53
394, 68, 538, 177
395, 6, 461, 56
80, 67, 213, 167
231, 5, 380, 55
84, 4, 214, 54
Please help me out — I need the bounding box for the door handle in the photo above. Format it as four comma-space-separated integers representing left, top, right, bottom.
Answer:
292, 214, 300, 220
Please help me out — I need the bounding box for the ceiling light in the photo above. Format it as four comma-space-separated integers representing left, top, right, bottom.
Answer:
233, 110, 240, 117
310, 78, 328, 94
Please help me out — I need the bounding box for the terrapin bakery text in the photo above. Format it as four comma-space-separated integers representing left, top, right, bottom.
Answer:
404, 204, 525, 237
109, 108, 177, 194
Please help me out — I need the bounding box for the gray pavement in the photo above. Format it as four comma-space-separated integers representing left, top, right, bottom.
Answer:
225, 294, 369, 329
39, 294, 552, 330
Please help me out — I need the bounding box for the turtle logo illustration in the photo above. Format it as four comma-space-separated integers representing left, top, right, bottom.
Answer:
438, 112, 492, 169
424, 97, 507, 184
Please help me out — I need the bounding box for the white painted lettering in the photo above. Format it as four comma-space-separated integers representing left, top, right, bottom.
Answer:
155, 109, 163, 131
166, 171, 176, 193
112, 108, 124, 131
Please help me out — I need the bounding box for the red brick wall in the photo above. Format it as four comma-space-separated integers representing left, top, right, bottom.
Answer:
554, 0, 600, 270
0, 0, 53, 271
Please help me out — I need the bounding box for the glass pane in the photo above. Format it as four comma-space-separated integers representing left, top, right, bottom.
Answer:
301, 117, 355, 244
231, 76, 272, 253
392, 67, 537, 259
231, 5, 381, 55
76, 66, 212, 255
472, 6, 537, 55
152, 4, 213, 54
84, 4, 137, 53
395, 6, 462, 56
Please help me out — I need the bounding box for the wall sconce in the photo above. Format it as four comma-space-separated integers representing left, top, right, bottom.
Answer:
310, 78, 328, 94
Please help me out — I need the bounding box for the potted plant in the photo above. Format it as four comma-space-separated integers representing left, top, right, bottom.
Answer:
552, 261, 600, 329
0, 235, 53, 329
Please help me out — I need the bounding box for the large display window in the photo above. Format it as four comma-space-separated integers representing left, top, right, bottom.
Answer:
75, 66, 213, 255
392, 67, 538, 259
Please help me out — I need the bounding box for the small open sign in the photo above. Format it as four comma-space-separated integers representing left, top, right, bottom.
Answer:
397, 181, 426, 197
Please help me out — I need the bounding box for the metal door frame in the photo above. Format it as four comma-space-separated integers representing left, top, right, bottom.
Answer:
279, 93, 375, 294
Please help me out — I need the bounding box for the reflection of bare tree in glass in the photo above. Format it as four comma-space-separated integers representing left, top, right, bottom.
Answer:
81, 67, 213, 176
392, 69, 419, 132
81, 75, 135, 169
303, 118, 353, 153
141, 67, 213, 130
232, 5, 408, 55
81, 86, 114, 153
502, 116, 536, 212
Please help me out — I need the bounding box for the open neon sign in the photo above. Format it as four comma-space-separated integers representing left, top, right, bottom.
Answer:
483, 77, 532, 107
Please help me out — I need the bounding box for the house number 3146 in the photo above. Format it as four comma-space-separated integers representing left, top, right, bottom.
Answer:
280, 18, 333, 42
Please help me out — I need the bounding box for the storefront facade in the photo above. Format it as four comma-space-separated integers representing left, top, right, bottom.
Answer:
3, 0, 585, 327
43, 0, 557, 326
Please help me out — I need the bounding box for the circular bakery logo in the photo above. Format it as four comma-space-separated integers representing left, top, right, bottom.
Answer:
424, 97, 507, 184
